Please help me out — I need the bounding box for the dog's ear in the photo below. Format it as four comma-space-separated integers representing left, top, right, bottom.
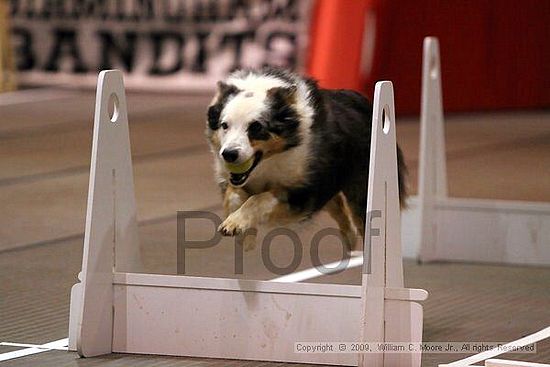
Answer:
208, 82, 239, 130
217, 81, 239, 96
267, 86, 297, 105
207, 104, 221, 130
266, 86, 300, 139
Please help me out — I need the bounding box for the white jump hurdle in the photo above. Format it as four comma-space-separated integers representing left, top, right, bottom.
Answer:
67, 70, 427, 366
402, 37, 550, 265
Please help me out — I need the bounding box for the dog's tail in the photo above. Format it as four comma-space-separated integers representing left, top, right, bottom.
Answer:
397, 145, 408, 209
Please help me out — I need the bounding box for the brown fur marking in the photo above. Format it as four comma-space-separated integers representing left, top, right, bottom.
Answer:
324, 193, 360, 251
250, 134, 287, 157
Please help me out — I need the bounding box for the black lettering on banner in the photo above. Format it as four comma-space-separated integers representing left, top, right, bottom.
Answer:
221, 30, 255, 72
264, 31, 297, 68
11, 27, 35, 70
131, 0, 154, 21
149, 31, 185, 75
191, 31, 209, 73
269, 0, 301, 21
39, 0, 65, 20
206, 0, 221, 22
9, 0, 18, 17
227, 0, 250, 21
25, 0, 36, 18
72, 0, 110, 20
44, 28, 88, 73
192, 0, 219, 22
8, 0, 308, 84
163, 1, 186, 23
115, 0, 126, 21
98, 31, 138, 72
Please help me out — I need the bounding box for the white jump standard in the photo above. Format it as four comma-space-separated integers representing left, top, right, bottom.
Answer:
402, 37, 550, 265
68, 70, 427, 366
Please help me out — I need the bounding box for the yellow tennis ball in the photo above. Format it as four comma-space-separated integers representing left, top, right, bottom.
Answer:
225, 156, 254, 174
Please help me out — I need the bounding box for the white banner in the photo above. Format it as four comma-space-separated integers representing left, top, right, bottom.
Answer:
9, 0, 313, 90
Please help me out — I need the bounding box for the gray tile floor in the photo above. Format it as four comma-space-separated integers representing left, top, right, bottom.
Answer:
0, 89, 549, 366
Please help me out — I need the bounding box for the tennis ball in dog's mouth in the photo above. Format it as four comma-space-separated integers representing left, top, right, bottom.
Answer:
225, 156, 254, 174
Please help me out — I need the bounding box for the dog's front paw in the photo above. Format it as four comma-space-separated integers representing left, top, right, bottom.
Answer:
218, 211, 251, 236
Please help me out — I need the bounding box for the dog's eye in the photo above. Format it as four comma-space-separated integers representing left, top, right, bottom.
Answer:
247, 121, 269, 140
221, 122, 228, 130
248, 121, 263, 134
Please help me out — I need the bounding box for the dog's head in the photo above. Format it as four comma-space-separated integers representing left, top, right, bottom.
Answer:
206, 71, 302, 187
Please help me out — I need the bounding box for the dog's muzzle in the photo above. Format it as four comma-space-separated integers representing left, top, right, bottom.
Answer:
229, 151, 262, 186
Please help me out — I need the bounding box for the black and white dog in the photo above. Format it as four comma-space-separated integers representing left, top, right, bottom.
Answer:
206, 68, 407, 251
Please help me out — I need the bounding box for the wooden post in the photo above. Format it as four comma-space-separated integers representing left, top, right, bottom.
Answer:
413, 36, 550, 265
359, 81, 409, 366
72, 70, 142, 356
418, 37, 448, 262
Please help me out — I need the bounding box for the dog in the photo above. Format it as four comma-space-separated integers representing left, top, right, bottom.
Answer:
205, 68, 407, 251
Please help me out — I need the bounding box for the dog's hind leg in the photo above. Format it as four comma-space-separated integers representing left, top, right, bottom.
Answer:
342, 185, 367, 249
324, 192, 359, 252
222, 185, 256, 251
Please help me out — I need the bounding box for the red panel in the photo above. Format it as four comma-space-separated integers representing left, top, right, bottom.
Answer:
307, 0, 370, 91
308, 0, 550, 114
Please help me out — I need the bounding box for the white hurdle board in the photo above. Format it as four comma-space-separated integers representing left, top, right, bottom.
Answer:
402, 37, 550, 265
68, 70, 427, 366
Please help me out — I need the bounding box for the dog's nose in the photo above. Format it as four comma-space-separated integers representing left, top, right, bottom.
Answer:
221, 149, 239, 163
